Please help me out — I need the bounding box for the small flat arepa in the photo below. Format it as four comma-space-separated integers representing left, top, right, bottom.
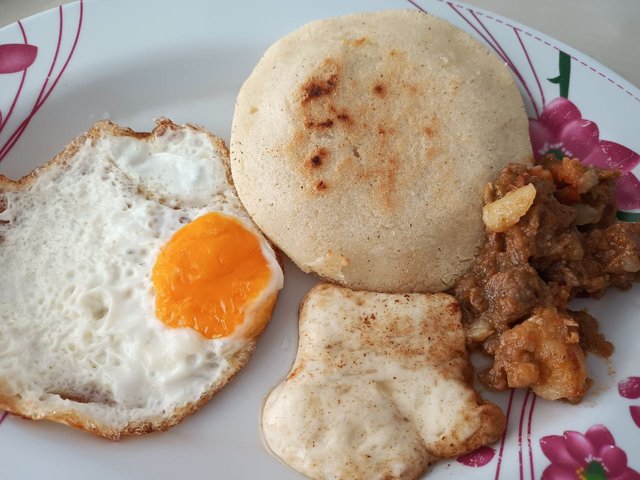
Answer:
231, 10, 532, 292
262, 284, 505, 480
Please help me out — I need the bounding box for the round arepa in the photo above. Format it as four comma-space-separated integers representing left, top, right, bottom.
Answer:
230, 9, 532, 293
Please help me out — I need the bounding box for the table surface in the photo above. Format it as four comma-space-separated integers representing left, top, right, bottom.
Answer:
1, 0, 639, 88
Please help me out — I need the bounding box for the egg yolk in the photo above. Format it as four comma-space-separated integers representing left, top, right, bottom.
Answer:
152, 212, 272, 339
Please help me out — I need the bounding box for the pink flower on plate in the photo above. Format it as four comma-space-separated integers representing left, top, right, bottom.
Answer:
0, 43, 37, 74
529, 97, 640, 211
540, 424, 640, 480
631, 406, 640, 429
0, 43, 38, 127
456, 445, 495, 467
618, 377, 640, 399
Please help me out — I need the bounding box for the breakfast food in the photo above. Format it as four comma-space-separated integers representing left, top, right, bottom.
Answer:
0, 119, 284, 439
455, 155, 639, 402
230, 10, 532, 293
262, 284, 505, 480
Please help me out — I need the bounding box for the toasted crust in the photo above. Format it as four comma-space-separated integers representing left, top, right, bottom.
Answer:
0, 119, 281, 440
0, 119, 232, 193
0, 344, 257, 441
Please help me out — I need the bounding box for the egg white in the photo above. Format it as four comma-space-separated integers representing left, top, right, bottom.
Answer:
0, 125, 283, 429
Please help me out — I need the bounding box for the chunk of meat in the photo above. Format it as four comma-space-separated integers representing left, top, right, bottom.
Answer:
481, 265, 549, 330
588, 223, 640, 277
481, 308, 587, 403
544, 223, 640, 299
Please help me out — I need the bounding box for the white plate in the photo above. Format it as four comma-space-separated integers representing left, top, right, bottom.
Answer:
1, 1, 639, 479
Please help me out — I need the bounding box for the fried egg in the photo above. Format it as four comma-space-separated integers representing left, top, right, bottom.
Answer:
0, 119, 283, 439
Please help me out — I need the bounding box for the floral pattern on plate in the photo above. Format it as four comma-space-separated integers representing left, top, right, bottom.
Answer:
529, 97, 640, 212
0, 1, 83, 163
539, 425, 640, 480
1, 1, 640, 479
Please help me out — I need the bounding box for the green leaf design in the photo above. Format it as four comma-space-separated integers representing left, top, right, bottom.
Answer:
547, 51, 571, 98
617, 211, 640, 222
547, 148, 565, 160
583, 461, 607, 480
